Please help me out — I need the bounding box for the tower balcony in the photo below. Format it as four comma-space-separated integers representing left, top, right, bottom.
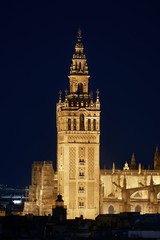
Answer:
78, 190, 85, 194
79, 175, 85, 179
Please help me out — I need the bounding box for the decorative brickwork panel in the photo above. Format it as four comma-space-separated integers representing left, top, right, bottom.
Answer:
69, 147, 76, 179
69, 182, 76, 209
68, 135, 96, 143
87, 182, 94, 208
88, 147, 94, 179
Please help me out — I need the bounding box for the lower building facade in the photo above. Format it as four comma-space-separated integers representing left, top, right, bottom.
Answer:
23, 147, 160, 218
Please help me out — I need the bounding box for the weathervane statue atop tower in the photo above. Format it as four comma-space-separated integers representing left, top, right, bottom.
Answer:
77, 27, 82, 41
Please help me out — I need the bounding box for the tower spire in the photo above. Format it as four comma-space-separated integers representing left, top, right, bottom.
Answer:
130, 152, 136, 170
154, 144, 160, 170
77, 27, 82, 42
69, 28, 89, 77
68, 28, 90, 96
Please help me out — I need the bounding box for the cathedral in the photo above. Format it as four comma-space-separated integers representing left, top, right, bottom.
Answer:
23, 29, 160, 219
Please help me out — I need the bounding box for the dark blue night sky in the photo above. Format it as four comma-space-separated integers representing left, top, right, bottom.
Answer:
0, 0, 160, 187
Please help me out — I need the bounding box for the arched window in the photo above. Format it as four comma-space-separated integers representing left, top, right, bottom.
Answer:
135, 205, 141, 212
108, 205, 114, 214
80, 114, 85, 130
79, 159, 85, 165
68, 119, 71, 130
79, 201, 84, 208
73, 119, 76, 130
88, 119, 91, 131
79, 186, 85, 193
79, 171, 84, 177
77, 83, 83, 94
93, 119, 96, 130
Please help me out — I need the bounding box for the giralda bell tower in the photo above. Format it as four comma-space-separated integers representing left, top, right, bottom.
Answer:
56, 29, 100, 219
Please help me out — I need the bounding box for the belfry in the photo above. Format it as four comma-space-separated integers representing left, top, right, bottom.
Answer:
56, 28, 100, 219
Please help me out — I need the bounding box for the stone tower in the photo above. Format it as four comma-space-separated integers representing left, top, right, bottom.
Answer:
129, 152, 136, 170
23, 161, 57, 216
56, 29, 100, 219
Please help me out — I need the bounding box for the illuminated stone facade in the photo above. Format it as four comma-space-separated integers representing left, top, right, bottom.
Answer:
101, 149, 160, 214
23, 161, 57, 216
23, 30, 160, 219
56, 29, 100, 219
